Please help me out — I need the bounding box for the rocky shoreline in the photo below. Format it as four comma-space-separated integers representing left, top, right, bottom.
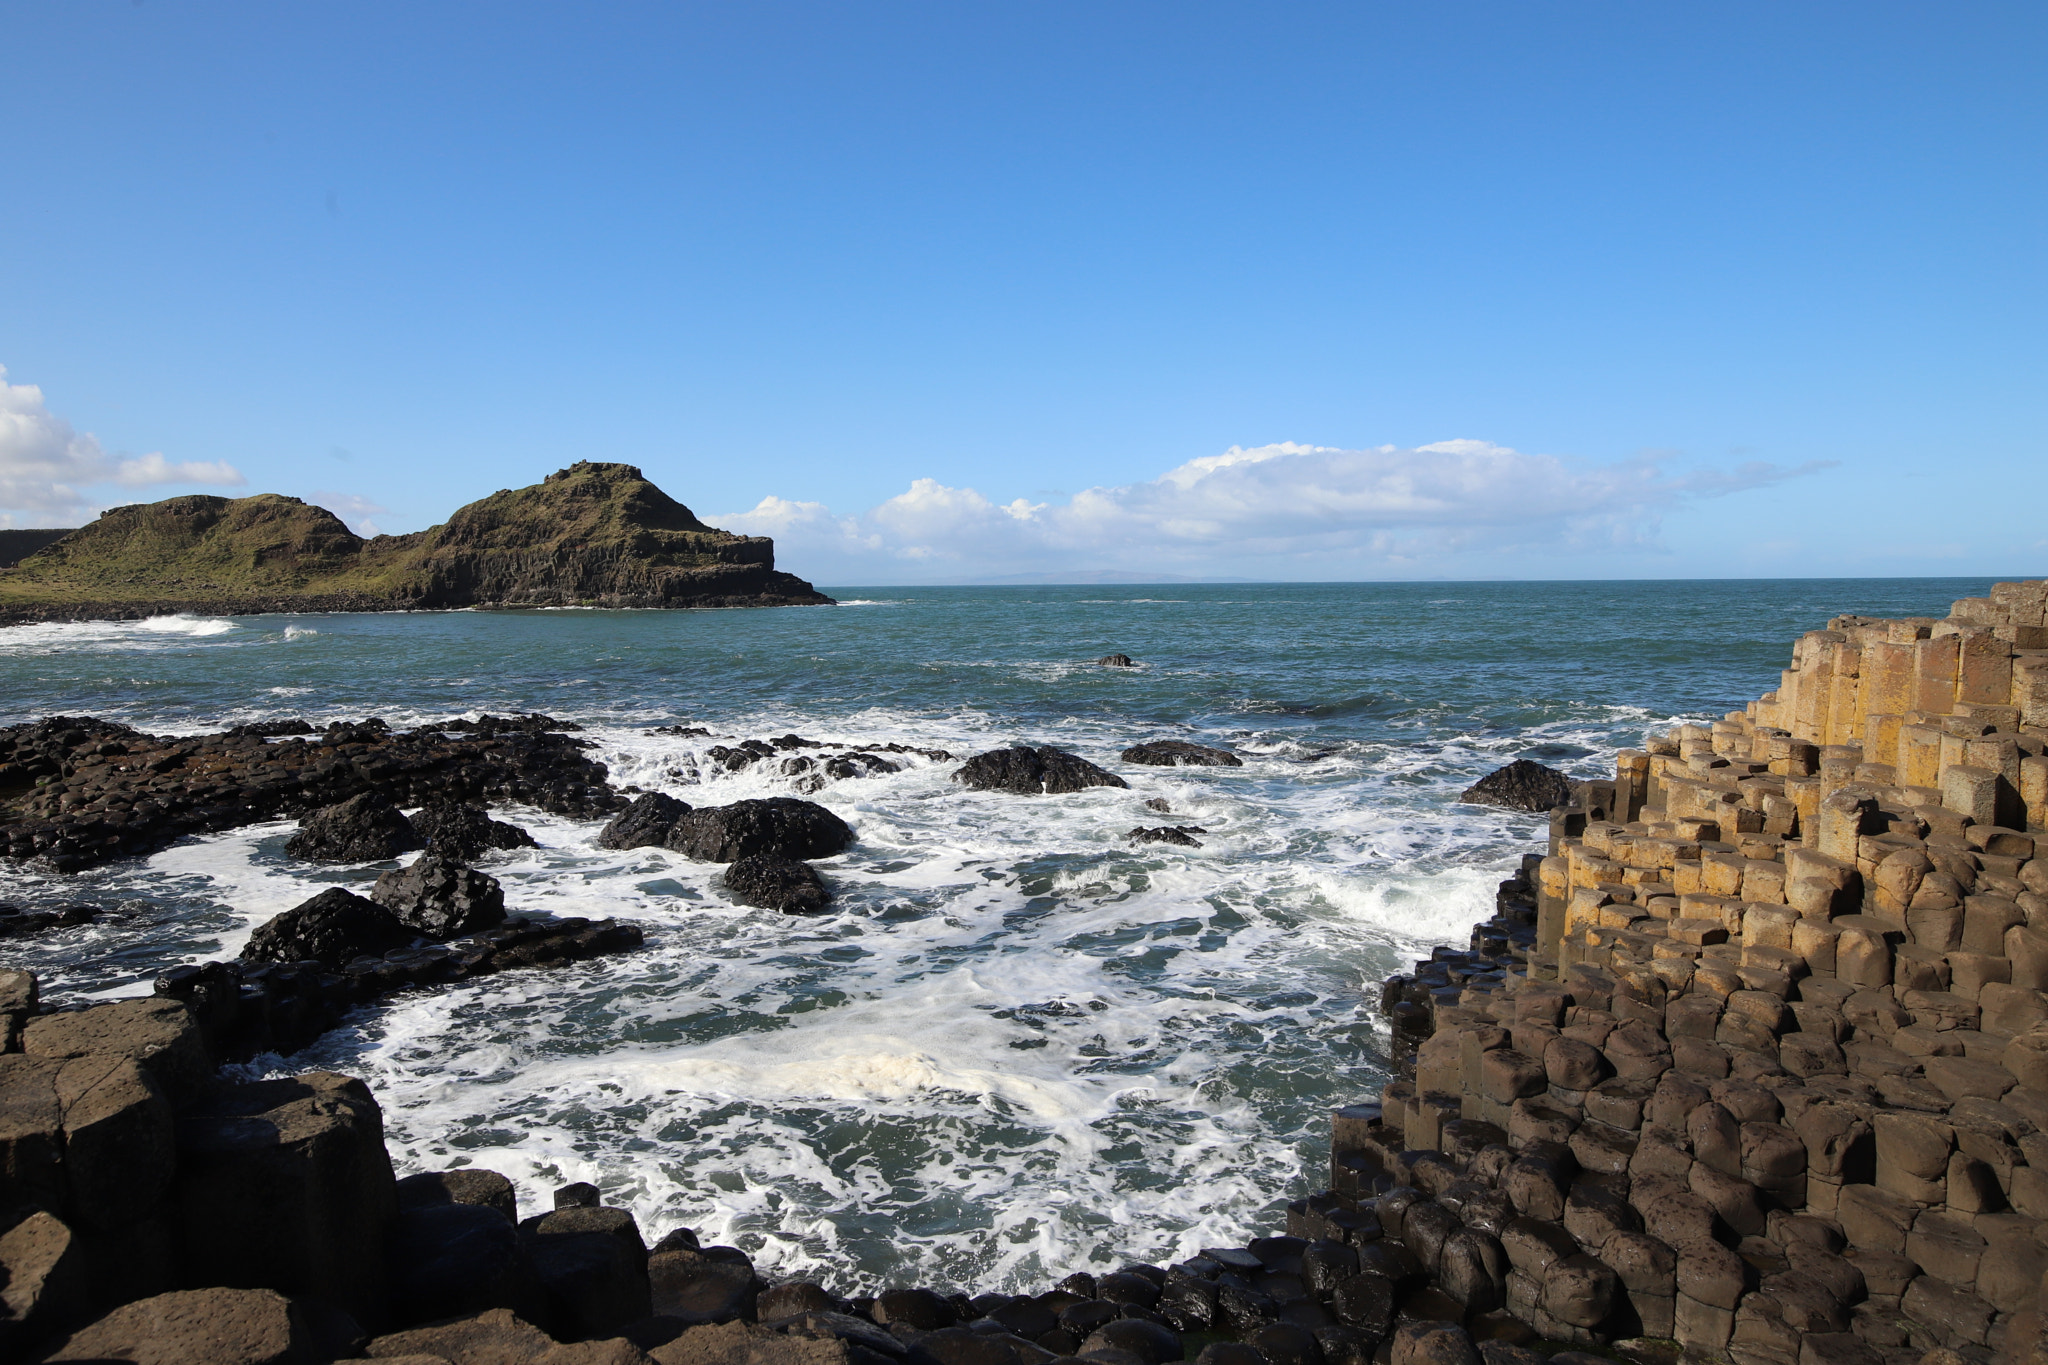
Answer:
3, 582, 2046, 1365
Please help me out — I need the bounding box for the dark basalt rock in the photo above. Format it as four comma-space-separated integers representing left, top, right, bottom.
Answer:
285, 792, 427, 862
1128, 826, 1208, 848
723, 854, 832, 914
225, 718, 316, 738
952, 747, 1130, 796
372, 853, 509, 937
0, 903, 100, 938
666, 798, 854, 863
413, 802, 538, 862
241, 886, 416, 966
440, 712, 584, 735
1122, 741, 1242, 768
1458, 760, 1576, 813
596, 792, 692, 850
1099, 654, 1137, 667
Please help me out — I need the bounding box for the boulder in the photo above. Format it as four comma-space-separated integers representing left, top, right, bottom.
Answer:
666, 799, 853, 863
598, 794, 693, 851
1098, 654, 1137, 667
1083, 1317, 1185, 1363
396, 1167, 520, 1224
1121, 741, 1241, 768
1127, 826, 1207, 848
369, 1304, 612, 1362
651, 1319, 851, 1365
38, 1286, 337, 1365
522, 1206, 653, 1340
172, 1073, 397, 1328
240, 887, 415, 967
373, 854, 509, 937
414, 802, 539, 862
723, 855, 831, 914
952, 747, 1129, 796
649, 1247, 758, 1326
284, 791, 425, 862
1458, 761, 1576, 814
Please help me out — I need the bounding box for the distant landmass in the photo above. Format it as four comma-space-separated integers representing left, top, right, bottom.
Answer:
0, 461, 833, 624
970, 570, 1264, 585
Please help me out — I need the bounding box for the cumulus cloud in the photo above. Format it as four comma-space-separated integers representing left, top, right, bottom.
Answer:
0, 365, 244, 526
716, 440, 1833, 581
309, 491, 391, 537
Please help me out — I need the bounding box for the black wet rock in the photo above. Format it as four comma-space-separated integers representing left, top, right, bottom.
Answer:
442, 711, 585, 734
1098, 654, 1137, 667
1144, 797, 1172, 813
241, 886, 416, 966
1121, 741, 1242, 768
285, 791, 427, 862
414, 801, 538, 861
1128, 826, 1207, 848
225, 718, 316, 738
373, 852, 509, 937
597, 792, 693, 850
952, 747, 1129, 796
667, 798, 854, 862
724, 854, 832, 914
1457, 760, 1576, 813
0, 903, 100, 938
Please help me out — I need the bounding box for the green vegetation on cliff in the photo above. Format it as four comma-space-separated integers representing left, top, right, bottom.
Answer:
0, 462, 832, 622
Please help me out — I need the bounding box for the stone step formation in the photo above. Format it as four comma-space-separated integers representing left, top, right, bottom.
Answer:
5, 583, 2048, 1365
1341, 579, 2048, 1365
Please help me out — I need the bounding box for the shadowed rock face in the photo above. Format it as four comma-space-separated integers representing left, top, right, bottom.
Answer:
723, 854, 831, 914
1458, 759, 1576, 813
1122, 740, 1241, 768
0, 461, 833, 623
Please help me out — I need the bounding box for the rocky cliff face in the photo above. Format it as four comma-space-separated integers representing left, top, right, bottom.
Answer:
0, 462, 832, 621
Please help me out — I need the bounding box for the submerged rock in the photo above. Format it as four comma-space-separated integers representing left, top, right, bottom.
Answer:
1458, 759, 1576, 813
1122, 740, 1242, 768
1098, 653, 1137, 667
285, 792, 425, 863
952, 747, 1129, 796
723, 854, 831, 914
372, 853, 508, 938
1128, 825, 1208, 848
413, 802, 538, 862
667, 798, 854, 862
596, 792, 692, 850
241, 887, 415, 966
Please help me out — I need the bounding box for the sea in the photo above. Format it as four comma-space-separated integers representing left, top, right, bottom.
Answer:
0, 578, 1990, 1294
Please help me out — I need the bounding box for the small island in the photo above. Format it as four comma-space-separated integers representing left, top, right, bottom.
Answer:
0, 461, 833, 624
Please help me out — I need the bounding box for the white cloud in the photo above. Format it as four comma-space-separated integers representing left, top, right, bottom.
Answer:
308, 491, 391, 537
0, 365, 245, 526
716, 440, 1833, 581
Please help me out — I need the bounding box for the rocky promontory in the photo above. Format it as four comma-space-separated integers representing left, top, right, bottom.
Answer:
0, 461, 833, 624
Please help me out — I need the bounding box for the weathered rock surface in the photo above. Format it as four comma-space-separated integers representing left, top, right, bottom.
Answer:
1456, 760, 1575, 813
723, 855, 831, 914
373, 854, 509, 937
1121, 741, 1242, 768
0, 461, 833, 623
285, 791, 426, 862
37, 1286, 340, 1365
414, 802, 538, 861
952, 747, 1129, 796
241, 887, 417, 967
666, 799, 854, 863
598, 793, 693, 851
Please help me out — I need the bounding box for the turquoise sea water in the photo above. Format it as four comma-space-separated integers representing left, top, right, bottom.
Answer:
0, 578, 1991, 1291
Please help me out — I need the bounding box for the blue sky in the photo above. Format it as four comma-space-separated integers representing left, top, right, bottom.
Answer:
1, 2, 2042, 583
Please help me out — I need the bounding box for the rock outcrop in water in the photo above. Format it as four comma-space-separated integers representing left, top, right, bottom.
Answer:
0, 712, 620, 874
723, 853, 832, 913
0, 461, 833, 623
1123, 740, 1242, 768
1457, 759, 1577, 813
953, 746, 1129, 795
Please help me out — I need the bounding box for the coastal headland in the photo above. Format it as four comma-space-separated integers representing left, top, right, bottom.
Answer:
2, 582, 2046, 1365
0, 460, 833, 624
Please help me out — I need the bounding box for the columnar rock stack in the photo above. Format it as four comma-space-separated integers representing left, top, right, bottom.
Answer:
1328, 580, 2048, 1365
